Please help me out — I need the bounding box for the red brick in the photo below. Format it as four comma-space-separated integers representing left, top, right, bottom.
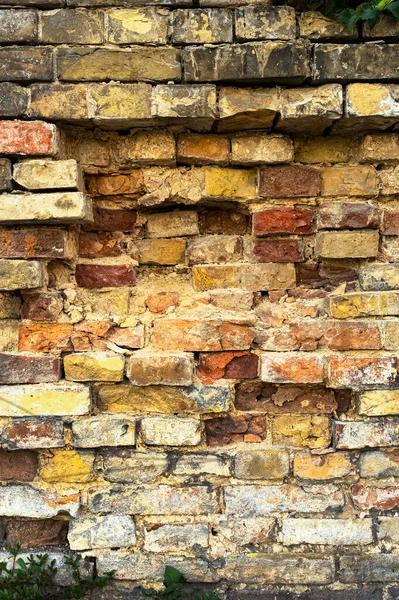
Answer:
0, 353, 60, 384
318, 202, 380, 230
75, 264, 136, 288
78, 232, 120, 258
258, 166, 321, 198
19, 322, 73, 352
83, 206, 138, 232
146, 292, 179, 313
289, 321, 382, 351
0, 121, 57, 155
253, 238, 304, 262
220, 322, 255, 350
382, 209, 399, 235
0, 450, 38, 482
205, 415, 266, 446
352, 485, 399, 511
296, 263, 357, 291
235, 382, 339, 413
21, 292, 63, 321
0, 419, 64, 449
261, 353, 324, 384
327, 356, 395, 388
253, 207, 313, 236
200, 210, 249, 234
5, 519, 68, 547
0, 228, 71, 259
199, 351, 259, 384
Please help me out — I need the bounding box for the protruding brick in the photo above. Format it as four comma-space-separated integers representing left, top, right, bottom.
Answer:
30, 84, 88, 119
358, 389, 399, 416
64, 352, 125, 382
261, 353, 324, 384
0, 382, 90, 417
126, 353, 193, 386
218, 87, 279, 132
0, 193, 92, 224
0, 260, 45, 291
316, 230, 379, 259
0, 121, 57, 156
13, 159, 82, 191
253, 207, 313, 235
277, 84, 343, 134
0, 228, 74, 259
258, 165, 321, 198
141, 416, 201, 446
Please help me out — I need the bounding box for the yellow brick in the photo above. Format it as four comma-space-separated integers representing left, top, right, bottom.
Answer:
89, 83, 152, 120
347, 83, 395, 116
294, 452, 352, 480
358, 390, 399, 416
329, 292, 399, 319
204, 167, 256, 200
316, 230, 379, 259
271, 415, 330, 448
64, 352, 125, 382
320, 166, 378, 196
41, 449, 95, 483
294, 137, 356, 164
193, 265, 240, 291
0, 382, 90, 417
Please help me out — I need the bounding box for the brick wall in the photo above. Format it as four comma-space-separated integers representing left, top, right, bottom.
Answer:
2, 3, 399, 599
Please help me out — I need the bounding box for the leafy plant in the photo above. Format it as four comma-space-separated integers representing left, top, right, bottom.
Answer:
142, 566, 220, 600
0, 544, 114, 600
306, 0, 399, 30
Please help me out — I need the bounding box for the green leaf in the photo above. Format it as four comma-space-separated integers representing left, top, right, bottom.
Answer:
386, 0, 399, 16
164, 566, 185, 585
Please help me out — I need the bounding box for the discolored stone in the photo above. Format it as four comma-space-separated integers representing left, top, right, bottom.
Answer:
83, 207, 137, 232
0, 193, 92, 224
177, 134, 230, 165
0, 228, 73, 259
108, 8, 168, 44
5, 519, 68, 548
0, 47, 53, 82
41, 449, 95, 483
253, 239, 304, 263
64, 352, 125, 382
41, 8, 104, 44
0, 419, 64, 449
0, 353, 60, 384
0, 450, 38, 482
200, 210, 249, 234
316, 230, 379, 259
205, 414, 266, 445
294, 452, 352, 480
258, 165, 321, 197
21, 293, 63, 321
235, 382, 338, 413
235, 6, 296, 41
199, 351, 258, 383
0, 382, 90, 417
187, 236, 242, 265
0, 120, 57, 156
234, 449, 289, 479
103, 450, 168, 483
0, 83, 29, 117
231, 133, 293, 165
271, 415, 330, 448
137, 239, 186, 265
171, 8, 232, 44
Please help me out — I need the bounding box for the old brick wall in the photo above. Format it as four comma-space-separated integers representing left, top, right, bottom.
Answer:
2, 2, 399, 599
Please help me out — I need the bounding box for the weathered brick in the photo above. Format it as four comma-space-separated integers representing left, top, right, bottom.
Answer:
88, 485, 218, 515
335, 421, 399, 449
146, 292, 179, 313
360, 264, 399, 292
177, 134, 230, 165
0, 83, 29, 117
231, 134, 293, 165
108, 8, 168, 44
0, 486, 80, 518
0, 160, 11, 193
98, 382, 229, 414
41, 449, 95, 483
19, 322, 73, 352
141, 416, 201, 446
235, 382, 338, 413
218, 87, 279, 132
171, 8, 232, 44
64, 352, 125, 382
0, 193, 92, 224
21, 293, 60, 322
346, 82, 399, 117
137, 239, 186, 265
0, 382, 90, 417
0, 419, 64, 449
57, 47, 181, 82
79, 232, 120, 259
253, 238, 304, 263
258, 165, 321, 198
282, 518, 372, 546
0, 47, 53, 82
235, 6, 296, 41
318, 202, 380, 230
84, 207, 137, 232
89, 83, 152, 124
72, 416, 136, 448
205, 414, 266, 445
75, 264, 135, 288
68, 515, 136, 550
358, 389, 399, 416
377, 517, 399, 543
327, 355, 395, 389
173, 454, 230, 476
41, 8, 103, 44
294, 136, 357, 164
272, 415, 330, 448
382, 209, 399, 234
329, 291, 399, 319
183, 41, 310, 84
200, 210, 249, 234
0, 121, 57, 156
253, 207, 313, 235
360, 133, 399, 162
261, 353, 324, 384
187, 236, 242, 265
0, 320, 18, 352
234, 450, 289, 479
87, 172, 144, 196
204, 166, 256, 200
297, 262, 357, 291
147, 211, 199, 238
103, 450, 168, 483
352, 485, 399, 512
0, 293, 21, 320
360, 450, 399, 478
199, 351, 258, 383
0, 260, 45, 291
224, 484, 344, 516
0, 353, 60, 384
316, 230, 379, 259
5, 519, 68, 548
0, 450, 38, 482
193, 264, 296, 291
144, 522, 208, 552
127, 353, 193, 386
299, 11, 356, 39
320, 166, 378, 196
341, 554, 399, 585
277, 84, 343, 134
0, 228, 73, 259
13, 159, 82, 191
294, 452, 352, 480
314, 43, 399, 82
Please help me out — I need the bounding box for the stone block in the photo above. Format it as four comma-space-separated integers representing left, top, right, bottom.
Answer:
340, 554, 399, 584
218, 86, 279, 132
103, 450, 168, 483
199, 351, 258, 383
318, 202, 380, 230
0, 449, 38, 482
72, 416, 136, 447
182, 41, 310, 84
173, 454, 231, 476
327, 355, 395, 389
204, 166, 256, 200
315, 230, 379, 259
360, 264, 399, 291
206, 414, 265, 445
171, 9, 232, 43
320, 165, 378, 196
68, 516, 136, 550
0, 9, 37, 43
294, 136, 357, 163
0, 193, 92, 224
5, 519, 67, 548
329, 291, 399, 319
0, 83, 29, 117
271, 414, 330, 448
294, 452, 352, 480
253, 207, 313, 235
0, 382, 90, 416
64, 352, 125, 382
0, 418, 64, 449
0, 121, 58, 155
144, 522, 208, 552
299, 11, 357, 39
57, 47, 181, 82
187, 235, 242, 265
347, 83, 399, 118
41, 449, 95, 483
361, 133, 399, 162
75, 264, 135, 288
193, 264, 296, 292
277, 84, 343, 134
314, 43, 399, 82
358, 389, 399, 416
140, 416, 201, 446
41, 8, 103, 43
352, 485, 399, 512
360, 450, 399, 478
0, 260, 45, 291
0, 486, 80, 518
89, 83, 152, 123
253, 239, 304, 263
21, 292, 62, 321
177, 134, 230, 165
126, 353, 193, 386
0, 160, 11, 192
137, 239, 186, 265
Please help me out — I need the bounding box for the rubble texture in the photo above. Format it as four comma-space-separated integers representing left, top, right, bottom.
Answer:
1, 3, 399, 598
